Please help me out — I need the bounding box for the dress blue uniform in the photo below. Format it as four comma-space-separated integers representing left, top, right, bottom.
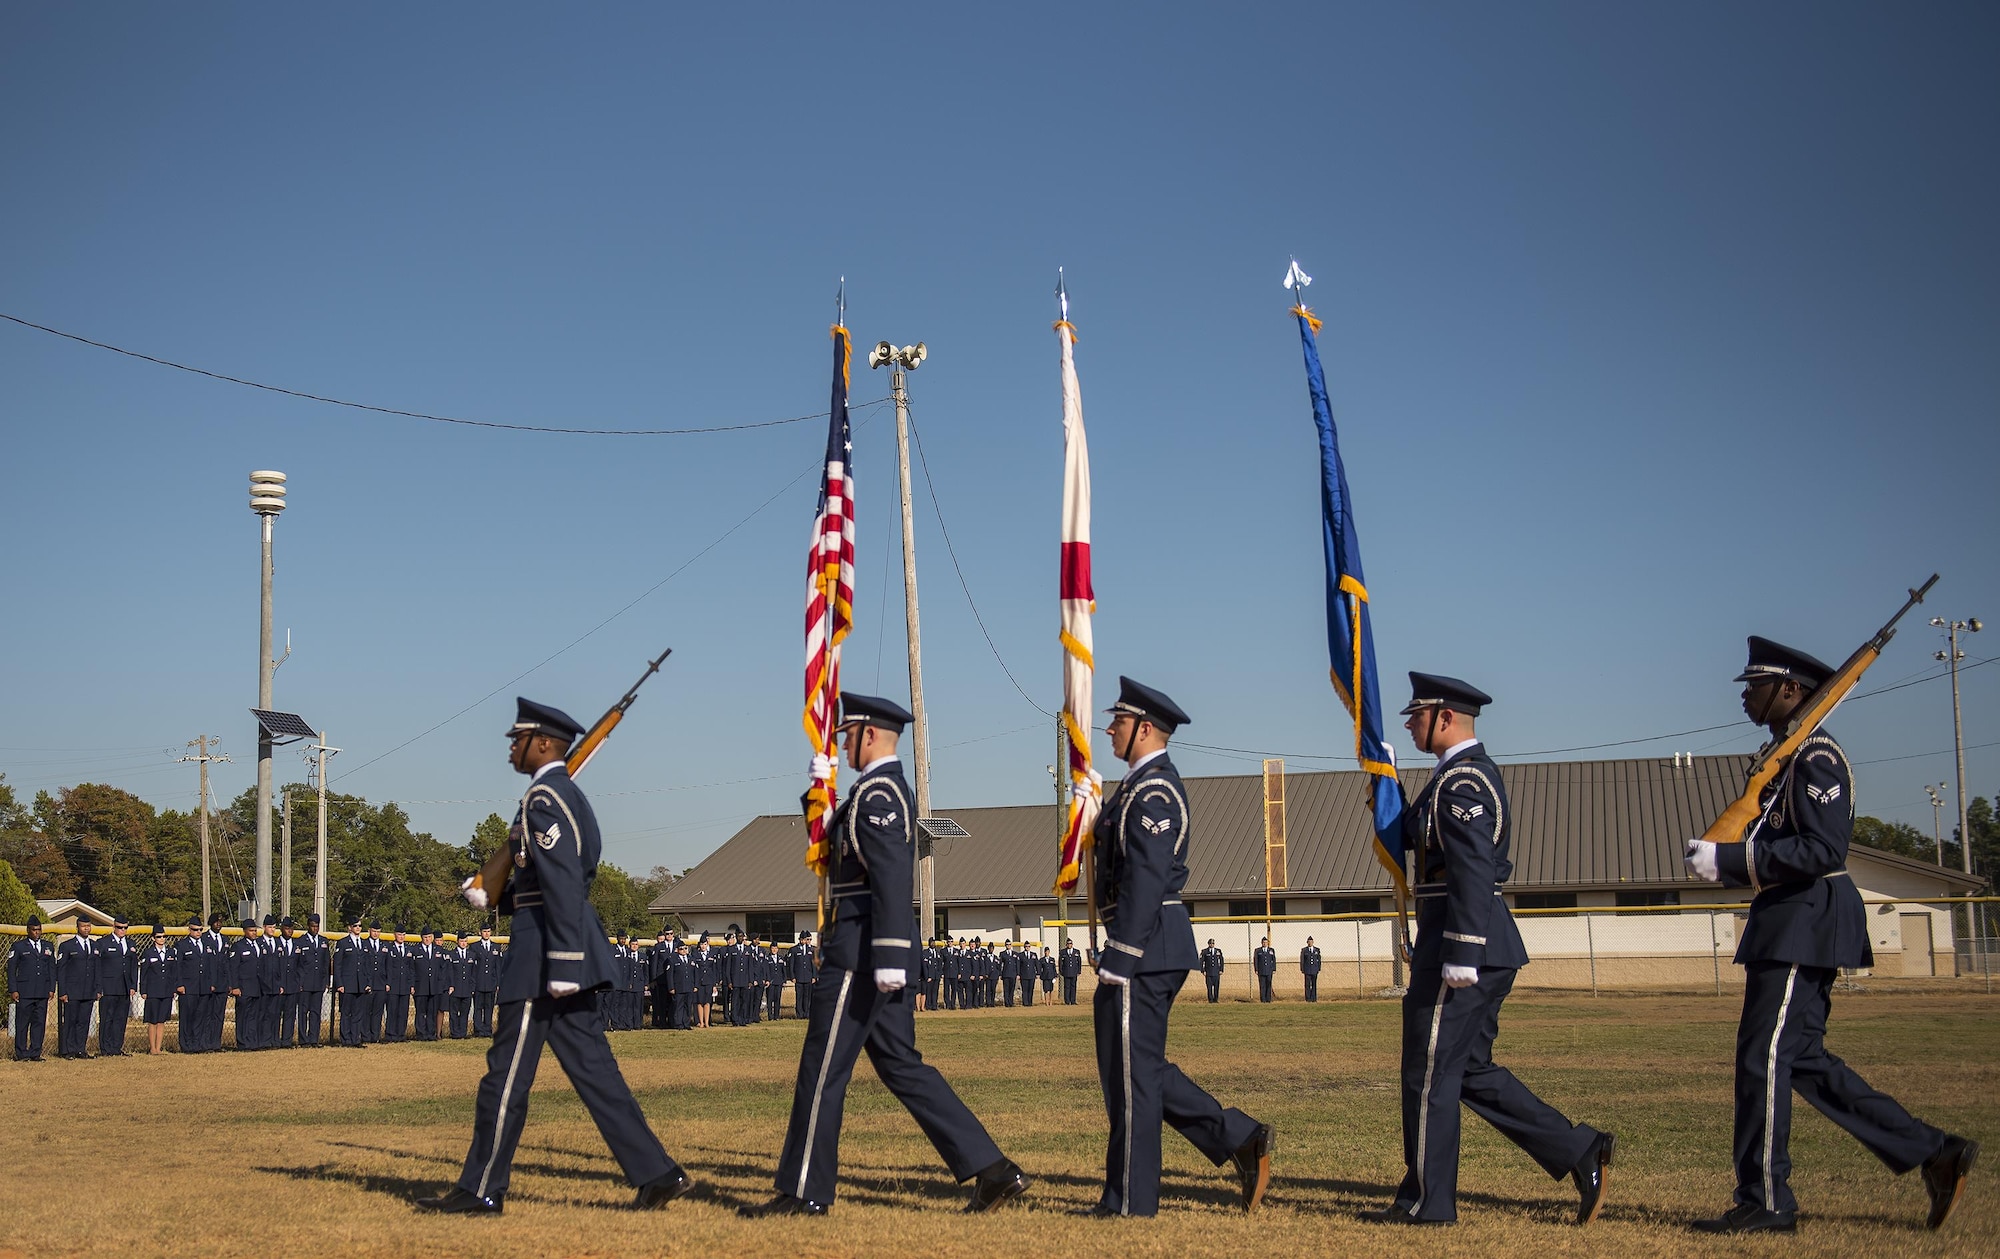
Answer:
470, 932, 501, 1035
57, 927, 101, 1057
450, 698, 684, 1209
1059, 944, 1082, 1004
139, 932, 177, 1028
1382, 674, 1607, 1225
1300, 943, 1322, 1003
333, 920, 368, 1047
413, 933, 444, 1041
231, 920, 265, 1050
765, 694, 1014, 1212
1089, 678, 1269, 1218
1199, 942, 1225, 1002
1253, 942, 1276, 1003
295, 917, 331, 1047
447, 942, 474, 1038
790, 935, 818, 1019
173, 918, 206, 1051
7, 921, 55, 1060
1695, 638, 1965, 1232
94, 921, 138, 1054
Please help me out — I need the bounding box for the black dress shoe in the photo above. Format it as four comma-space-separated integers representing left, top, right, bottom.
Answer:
1922, 1135, 1979, 1230
1230, 1122, 1274, 1211
739, 1194, 828, 1218
964, 1158, 1030, 1213
1572, 1130, 1615, 1225
633, 1168, 695, 1210
1691, 1203, 1796, 1234
1072, 1201, 1121, 1218
414, 1186, 503, 1215
1359, 1203, 1445, 1225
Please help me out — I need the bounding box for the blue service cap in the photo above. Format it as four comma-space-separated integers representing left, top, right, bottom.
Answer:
837, 692, 913, 733
509, 697, 584, 743
1734, 637, 1834, 689
1401, 673, 1492, 716
241, 919, 258, 932
1107, 676, 1191, 733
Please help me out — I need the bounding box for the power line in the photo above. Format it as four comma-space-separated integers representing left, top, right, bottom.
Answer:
902, 403, 1053, 719
1, 311, 889, 437
342, 404, 888, 781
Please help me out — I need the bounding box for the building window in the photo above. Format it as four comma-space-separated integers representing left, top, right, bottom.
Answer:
1613, 890, 1681, 908
1513, 892, 1578, 910
1228, 899, 1284, 918
745, 912, 795, 944
1321, 897, 1382, 917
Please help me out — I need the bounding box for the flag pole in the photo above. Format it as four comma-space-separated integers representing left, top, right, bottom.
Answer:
815, 280, 847, 936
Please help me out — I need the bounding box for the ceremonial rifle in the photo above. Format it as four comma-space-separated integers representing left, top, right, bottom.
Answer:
1702, 576, 1936, 845
468, 647, 673, 901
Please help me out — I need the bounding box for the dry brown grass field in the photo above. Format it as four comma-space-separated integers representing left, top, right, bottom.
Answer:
2, 989, 1995, 1258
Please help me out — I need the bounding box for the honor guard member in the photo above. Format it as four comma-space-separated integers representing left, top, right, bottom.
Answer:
1200, 939, 1226, 1003
296, 914, 330, 1047
791, 931, 818, 1019
1684, 639, 1977, 1235
57, 917, 100, 1058
1058, 939, 1082, 1005
420, 698, 693, 1215
8, 916, 55, 1060
471, 925, 501, 1036
140, 926, 175, 1055
1253, 937, 1277, 1003
95, 915, 138, 1055
747, 694, 1028, 1218
1300, 938, 1323, 1003
1365, 674, 1612, 1227
1083, 678, 1271, 1218
173, 917, 205, 1052
231, 918, 265, 1050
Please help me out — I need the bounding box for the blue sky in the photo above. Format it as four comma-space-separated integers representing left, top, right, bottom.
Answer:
3, 4, 1995, 873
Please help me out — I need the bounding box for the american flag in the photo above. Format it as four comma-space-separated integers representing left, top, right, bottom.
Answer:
803, 323, 855, 874
1054, 284, 1101, 895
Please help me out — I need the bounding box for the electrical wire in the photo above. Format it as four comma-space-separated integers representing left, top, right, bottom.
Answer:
340, 403, 888, 781
0, 311, 889, 437
902, 403, 1054, 719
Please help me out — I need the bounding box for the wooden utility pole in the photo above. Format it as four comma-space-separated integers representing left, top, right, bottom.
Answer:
883, 346, 935, 941
310, 731, 339, 928
181, 736, 230, 923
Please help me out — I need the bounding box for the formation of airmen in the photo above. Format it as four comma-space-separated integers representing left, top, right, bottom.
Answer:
16, 643, 1986, 1236
917, 939, 1066, 1009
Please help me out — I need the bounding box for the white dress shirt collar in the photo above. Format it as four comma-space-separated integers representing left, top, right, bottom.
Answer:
860, 753, 900, 775
1128, 747, 1168, 774
1435, 737, 1481, 768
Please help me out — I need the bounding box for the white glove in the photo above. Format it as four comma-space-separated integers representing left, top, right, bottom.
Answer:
810, 753, 835, 782
1071, 781, 1095, 804
1096, 968, 1128, 987
1382, 742, 1396, 768
460, 875, 489, 910
1684, 839, 1719, 882
873, 967, 906, 993
547, 980, 580, 998
1442, 963, 1478, 989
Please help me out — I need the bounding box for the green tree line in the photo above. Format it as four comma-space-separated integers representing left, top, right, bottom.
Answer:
0, 774, 678, 936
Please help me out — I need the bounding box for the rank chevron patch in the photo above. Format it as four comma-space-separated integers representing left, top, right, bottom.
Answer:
1804, 783, 1842, 805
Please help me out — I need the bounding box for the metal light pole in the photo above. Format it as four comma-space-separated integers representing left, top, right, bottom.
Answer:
1925, 783, 1949, 867
869, 340, 933, 940
250, 470, 288, 921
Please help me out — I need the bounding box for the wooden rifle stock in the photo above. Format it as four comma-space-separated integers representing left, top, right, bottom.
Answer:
1702, 576, 1936, 844
469, 647, 674, 901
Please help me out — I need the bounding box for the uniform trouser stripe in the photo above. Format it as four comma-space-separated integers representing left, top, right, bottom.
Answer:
796, 970, 854, 1199
476, 997, 534, 1199
1120, 982, 1134, 1216
1410, 978, 1451, 1217
1763, 965, 1799, 1211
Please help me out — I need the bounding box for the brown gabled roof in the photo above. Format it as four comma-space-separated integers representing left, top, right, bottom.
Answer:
650, 754, 1979, 915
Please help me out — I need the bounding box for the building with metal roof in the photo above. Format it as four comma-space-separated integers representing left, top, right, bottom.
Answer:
652, 755, 1984, 989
